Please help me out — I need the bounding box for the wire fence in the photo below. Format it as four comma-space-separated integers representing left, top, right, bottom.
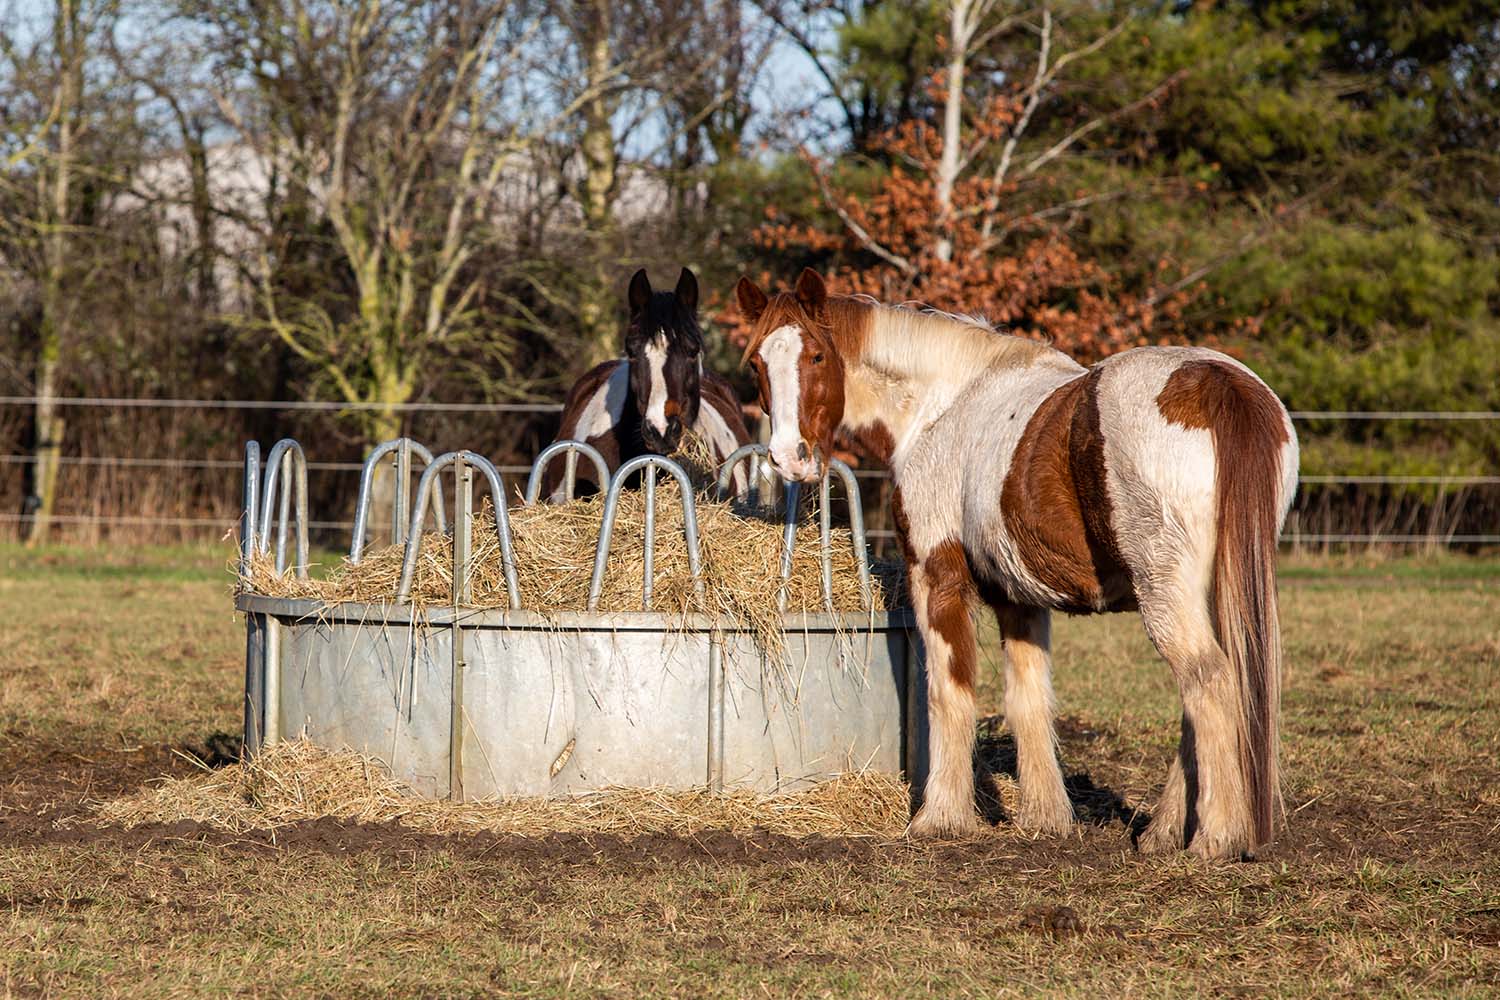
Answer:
2, 396, 1497, 548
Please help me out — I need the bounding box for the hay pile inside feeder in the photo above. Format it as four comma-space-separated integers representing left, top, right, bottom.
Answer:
247, 478, 905, 657
92, 739, 911, 839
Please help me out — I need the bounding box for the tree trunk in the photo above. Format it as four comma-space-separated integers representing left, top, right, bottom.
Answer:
934, 0, 974, 264
576, 0, 619, 367
186, 120, 216, 310
27, 0, 81, 546
25, 353, 64, 546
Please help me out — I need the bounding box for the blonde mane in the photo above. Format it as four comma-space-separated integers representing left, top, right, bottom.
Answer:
859, 301, 1066, 380
741, 290, 1070, 384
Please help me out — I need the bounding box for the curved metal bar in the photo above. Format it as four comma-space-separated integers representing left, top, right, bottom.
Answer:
349, 438, 446, 563
523, 440, 611, 504
818, 474, 834, 610
824, 458, 873, 610
395, 451, 520, 609
240, 441, 261, 583
777, 481, 801, 613
715, 442, 768, 500
719, 444, 872, 610
587, 455, 702, 612
256, 439, 309, 579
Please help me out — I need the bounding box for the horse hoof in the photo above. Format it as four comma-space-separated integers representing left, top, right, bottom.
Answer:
1187, 829, 1248, 861
907, 807, 982, 841
1136, 819, 1183, 855
1016, 800, 1075, 836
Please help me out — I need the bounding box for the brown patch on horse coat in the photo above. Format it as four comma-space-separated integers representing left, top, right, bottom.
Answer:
843, 420, 895, 465
1156, 361, 1289, 443
1001, 370, 1132, 613
922, 540, 978, 692
892, 489, 977, 692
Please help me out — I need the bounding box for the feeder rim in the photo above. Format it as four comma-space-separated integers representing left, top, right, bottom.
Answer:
236, 594, 915, 631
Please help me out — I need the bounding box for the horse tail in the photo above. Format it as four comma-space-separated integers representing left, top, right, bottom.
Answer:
1206, 368, 1292, 851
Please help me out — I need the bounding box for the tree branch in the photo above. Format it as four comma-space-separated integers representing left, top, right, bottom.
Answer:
807, 154, 918, 277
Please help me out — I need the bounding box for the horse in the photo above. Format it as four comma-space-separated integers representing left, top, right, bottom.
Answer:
735, 268, 1298, 860
544, 267, 752, 499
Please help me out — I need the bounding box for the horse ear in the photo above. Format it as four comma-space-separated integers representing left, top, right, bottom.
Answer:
628, 269, 652, 317
795, 268, 827, 312
674, 267, 698, 313
735, 276, 768, 323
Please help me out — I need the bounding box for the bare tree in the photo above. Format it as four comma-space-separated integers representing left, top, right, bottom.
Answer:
187, 0, 551, 449
0, 0, 122, 544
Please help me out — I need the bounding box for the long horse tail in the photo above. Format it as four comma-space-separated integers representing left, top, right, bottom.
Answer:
1207, 369, 1290, 851
1160, 358, 1292, 851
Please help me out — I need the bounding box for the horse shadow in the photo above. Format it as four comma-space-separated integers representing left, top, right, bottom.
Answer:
970, 715, 1146, 834
900, 662, 1146, 835
176, 731, 242, 769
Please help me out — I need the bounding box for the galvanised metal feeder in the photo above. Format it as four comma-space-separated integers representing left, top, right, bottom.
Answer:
237, 438, 920, 800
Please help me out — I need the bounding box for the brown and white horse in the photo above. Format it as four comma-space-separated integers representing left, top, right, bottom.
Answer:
544, 267, 751, 499
736, 268, 1298, 859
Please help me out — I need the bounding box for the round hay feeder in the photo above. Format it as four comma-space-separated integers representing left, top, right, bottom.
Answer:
237, 438, 919, 800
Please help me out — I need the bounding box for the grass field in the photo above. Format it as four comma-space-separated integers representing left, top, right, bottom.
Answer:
2, 543, 1498, 997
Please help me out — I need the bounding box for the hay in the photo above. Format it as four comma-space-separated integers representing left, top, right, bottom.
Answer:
247, 477, 905, 659
94, 740, 911, 839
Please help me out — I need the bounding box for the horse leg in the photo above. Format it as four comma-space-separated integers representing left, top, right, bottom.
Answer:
906, 542, 983, 839
1138, 729, 1188, 853
1137, 595, 1252, 859
982, 598, 1073, 834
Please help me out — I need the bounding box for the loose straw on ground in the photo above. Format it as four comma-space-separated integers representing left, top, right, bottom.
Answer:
93, 740, 911, 839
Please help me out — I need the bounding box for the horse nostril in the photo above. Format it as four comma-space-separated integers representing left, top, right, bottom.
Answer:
796, 441, 810, 462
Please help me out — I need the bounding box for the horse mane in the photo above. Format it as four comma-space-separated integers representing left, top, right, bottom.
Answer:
741, 290, 1062, 379
861, 301, 1059, 377
632, 290, 703, 350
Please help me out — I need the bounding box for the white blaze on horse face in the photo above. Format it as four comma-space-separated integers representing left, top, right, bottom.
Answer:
759, 324, 819, 481
643, 336, 670, 435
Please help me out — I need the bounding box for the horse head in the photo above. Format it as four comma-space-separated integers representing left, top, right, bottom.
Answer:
626, 267, 704, 455
735, 268, 846, 483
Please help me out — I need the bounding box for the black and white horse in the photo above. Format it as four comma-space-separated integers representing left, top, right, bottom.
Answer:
544, 267, 751, 499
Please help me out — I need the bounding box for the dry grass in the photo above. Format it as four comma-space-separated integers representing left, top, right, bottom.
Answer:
93, 739, 911, 839
5, 544, 1499, 998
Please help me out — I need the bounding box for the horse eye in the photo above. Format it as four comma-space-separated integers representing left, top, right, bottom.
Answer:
811, 352, 825, 364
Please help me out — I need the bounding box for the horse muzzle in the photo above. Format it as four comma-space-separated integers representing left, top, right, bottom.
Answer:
641, 417, 683, 454
768, 438, 825, 484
